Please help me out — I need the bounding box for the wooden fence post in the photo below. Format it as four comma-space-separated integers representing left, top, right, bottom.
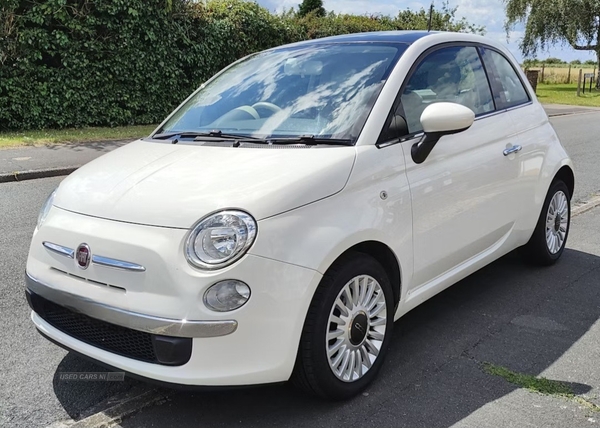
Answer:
541, 63, 545, 83
567, 64, 571, 83
577, 68, 583, 96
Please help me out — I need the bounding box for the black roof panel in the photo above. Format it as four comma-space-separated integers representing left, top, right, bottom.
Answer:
289, 31, 436, 46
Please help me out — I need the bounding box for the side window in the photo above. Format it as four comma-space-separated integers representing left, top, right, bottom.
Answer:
400, 46, 494, 134
481, 48, 530, 109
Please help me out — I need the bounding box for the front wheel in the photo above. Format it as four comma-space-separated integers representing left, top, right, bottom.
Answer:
292, 253, 394, 400
521, 180, 571, 265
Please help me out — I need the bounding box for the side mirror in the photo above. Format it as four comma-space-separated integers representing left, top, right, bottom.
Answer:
411, 102, 475, 164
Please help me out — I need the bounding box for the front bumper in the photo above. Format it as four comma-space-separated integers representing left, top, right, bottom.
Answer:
27, 207, 323, 386
26, 273, 237, 338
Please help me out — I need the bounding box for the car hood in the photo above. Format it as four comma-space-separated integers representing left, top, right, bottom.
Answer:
53, 140, 356, 228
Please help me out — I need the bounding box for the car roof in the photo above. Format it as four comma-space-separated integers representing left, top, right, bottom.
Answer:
272, 31, 436, 49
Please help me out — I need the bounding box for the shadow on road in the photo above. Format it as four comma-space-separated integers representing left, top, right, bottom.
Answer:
51, 248, 600, 427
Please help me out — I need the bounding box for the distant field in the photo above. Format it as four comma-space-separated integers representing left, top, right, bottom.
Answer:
523, 66, 596, 84
535, 83, 600, 106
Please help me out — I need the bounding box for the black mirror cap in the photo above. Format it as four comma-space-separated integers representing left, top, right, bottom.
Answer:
390, 115, 408, 138
377, 115, 408, 144
410, 126, 470, 164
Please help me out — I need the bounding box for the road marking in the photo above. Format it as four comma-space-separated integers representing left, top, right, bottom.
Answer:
573, 194, 600, 217
46, 389, 167, 428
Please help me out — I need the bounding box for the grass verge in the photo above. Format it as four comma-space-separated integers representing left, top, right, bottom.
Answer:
482, 363, 573, 395
482, 362, 600, 412
536, 83, 600, 107
0, 124, 157, 148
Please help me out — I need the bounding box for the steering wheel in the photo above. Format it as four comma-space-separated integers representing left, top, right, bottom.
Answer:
251, 102, 282, 116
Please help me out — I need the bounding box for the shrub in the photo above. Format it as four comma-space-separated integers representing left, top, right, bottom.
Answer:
0, 0, 482, 131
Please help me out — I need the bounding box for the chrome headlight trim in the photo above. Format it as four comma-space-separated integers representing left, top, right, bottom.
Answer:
185, 210, 257, 270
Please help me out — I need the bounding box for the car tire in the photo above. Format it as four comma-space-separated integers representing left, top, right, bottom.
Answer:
292, 252, 394, 400
521, 179, 571, 266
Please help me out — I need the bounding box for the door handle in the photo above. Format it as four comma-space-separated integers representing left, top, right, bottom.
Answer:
503, 145, 522, 156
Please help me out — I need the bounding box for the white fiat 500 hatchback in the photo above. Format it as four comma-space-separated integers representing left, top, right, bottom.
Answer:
27, 31, 574, 399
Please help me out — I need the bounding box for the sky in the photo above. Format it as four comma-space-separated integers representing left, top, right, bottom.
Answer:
256, 0, 597, 63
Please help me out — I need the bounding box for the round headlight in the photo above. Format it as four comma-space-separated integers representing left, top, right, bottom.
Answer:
185, 210, 257, 270
204, 280, 251, 312
37, 189, 57, 230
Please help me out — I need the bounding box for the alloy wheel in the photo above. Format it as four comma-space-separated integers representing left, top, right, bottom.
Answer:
326, 275, 387, 382
545, 190, 569, 254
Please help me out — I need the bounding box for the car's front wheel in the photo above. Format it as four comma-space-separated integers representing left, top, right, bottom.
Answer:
522, 179, 571, 265
292, 253, 394, 400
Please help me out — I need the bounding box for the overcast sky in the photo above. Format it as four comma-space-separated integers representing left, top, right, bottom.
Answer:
256, 0, 596, 63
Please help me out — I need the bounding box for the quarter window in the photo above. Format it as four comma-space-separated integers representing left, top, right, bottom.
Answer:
400, 46, 494, 134
481, 48, 530, 109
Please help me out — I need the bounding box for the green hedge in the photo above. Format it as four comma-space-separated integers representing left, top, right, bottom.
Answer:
0, 0, 482, 131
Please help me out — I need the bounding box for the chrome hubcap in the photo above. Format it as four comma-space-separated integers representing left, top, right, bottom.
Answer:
326, 275, 387, 382
545, 190, 569, 254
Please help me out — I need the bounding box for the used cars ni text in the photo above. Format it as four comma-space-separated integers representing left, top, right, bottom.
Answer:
26, 31, 574, 399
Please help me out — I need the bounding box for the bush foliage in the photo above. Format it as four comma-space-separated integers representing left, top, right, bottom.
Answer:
0, 0, 483, 131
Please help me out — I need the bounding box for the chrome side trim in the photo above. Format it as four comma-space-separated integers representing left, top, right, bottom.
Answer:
26, 272, 238, 338
43, 242, 74, 259
92, 255, 146, 272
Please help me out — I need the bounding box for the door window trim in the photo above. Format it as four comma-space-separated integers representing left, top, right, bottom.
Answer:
377, 42, 496, 146
477, 45, 532, 110
376, 41, 531, 148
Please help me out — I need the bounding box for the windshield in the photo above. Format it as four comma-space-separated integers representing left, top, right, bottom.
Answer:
158, 43, 406, 142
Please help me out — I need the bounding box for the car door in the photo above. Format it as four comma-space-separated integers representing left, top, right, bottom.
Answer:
479, 47, 545, 234
396, 44, 522, 292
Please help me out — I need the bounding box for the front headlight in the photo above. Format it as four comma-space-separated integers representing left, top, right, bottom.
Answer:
36, 189, 57, 230
185, 210, 257, 270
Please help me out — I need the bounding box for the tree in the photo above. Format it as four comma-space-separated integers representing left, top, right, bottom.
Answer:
298, 0, 325, 18
397, 2, 485, 34
544, 57, 565, 64
571, 59, 582, 65
504, 0, 600, 78
584, 59, 597, 65
523, 58, 540, 67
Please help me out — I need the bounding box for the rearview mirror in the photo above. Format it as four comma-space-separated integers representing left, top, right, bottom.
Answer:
411, 102, 475, 164
284, 59, 323, 76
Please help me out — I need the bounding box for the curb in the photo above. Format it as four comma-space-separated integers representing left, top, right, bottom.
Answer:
572, 194, 600, 217
0, 166, 80, 183
546, 110, 600, 118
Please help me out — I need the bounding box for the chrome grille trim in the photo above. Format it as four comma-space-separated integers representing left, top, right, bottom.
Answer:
43, 242, 74, 258
91, 255, 146, 272
42, 241, 146, 272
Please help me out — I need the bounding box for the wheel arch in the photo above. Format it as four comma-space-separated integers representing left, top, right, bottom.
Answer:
553, 165, 575, 200
325, 240, 402, 309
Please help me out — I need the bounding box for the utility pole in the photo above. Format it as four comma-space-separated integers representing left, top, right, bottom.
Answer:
427, 2, 434, 32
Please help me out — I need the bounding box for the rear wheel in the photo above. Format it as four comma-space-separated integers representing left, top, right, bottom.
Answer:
522, 180, 571, 265
292, 253, 394, 400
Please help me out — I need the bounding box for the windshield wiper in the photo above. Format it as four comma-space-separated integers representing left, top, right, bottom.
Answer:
265, 135, 353, 146
151, 130, 261, 141
151, 131, 352, 146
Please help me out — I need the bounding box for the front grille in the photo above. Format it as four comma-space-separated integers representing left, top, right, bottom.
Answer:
27, 291, 191, 366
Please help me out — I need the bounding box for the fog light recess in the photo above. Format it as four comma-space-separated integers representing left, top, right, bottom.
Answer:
204, 280, 251, 312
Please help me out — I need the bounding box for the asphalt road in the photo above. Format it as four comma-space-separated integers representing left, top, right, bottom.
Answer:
550, 112, 600, 203
1, 112, 600, 428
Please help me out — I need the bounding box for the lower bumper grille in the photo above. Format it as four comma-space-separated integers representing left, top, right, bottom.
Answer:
27, 290, 192, 366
